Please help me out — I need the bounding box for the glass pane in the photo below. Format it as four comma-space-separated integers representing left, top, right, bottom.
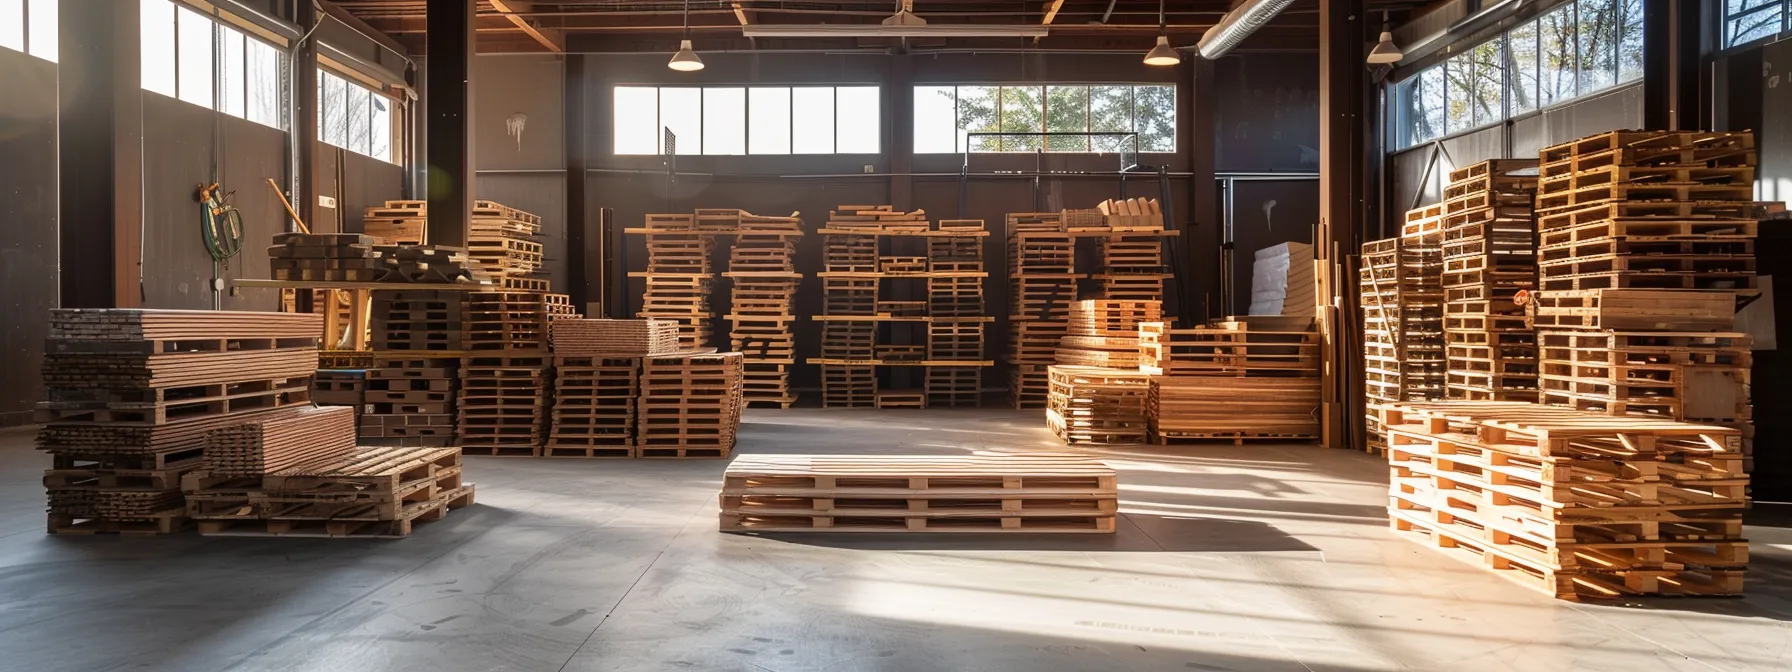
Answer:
998, 86, 1042, 152
1134, 85, 1175, 152
1617, 0, 1644, 81
220, 27, 245, 118
1507, 20, 1540, 115
371, 96, 392, 163
955, 85, 998, 152
1445, 57, 1473, 133
176, 7, 213, 107
1089, 86, 1131, 152
1539, 6, 1577, 105
702, 87, 745, 155
1045, 86, 1088, 152
613, 86, 659, 155
659, 87, 702, 155
1414, 66, 1447, 142
140, 0, 176, 97
913, 85, 956, 153
26, 0, 54, 61
347, 83, 371, 155
791, 87, 834, 154
1725, 3, 1783, 46
748, 87, 791, 155
245, 37, 282, 128
1577, 0, 1618, 93
322, 72, 348, 146
0, 0, 20, 53
1451, 39, 1503, 130
835, 86, 879, 154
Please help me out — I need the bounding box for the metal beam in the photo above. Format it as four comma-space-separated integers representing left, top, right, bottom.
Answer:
566, 54, 591, 314
425, 0, 474, 248
58, 0, 142, 308
488, 0, 564, 52
1318, 0, 1367, 450
1642, 0, 1704, 131
295, 0, 321, 234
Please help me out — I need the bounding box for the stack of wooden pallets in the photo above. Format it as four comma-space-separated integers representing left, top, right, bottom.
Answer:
371, 245, 487, 284
637, 353, 744, 458
1533, 289, 1750, 421
548, 318, 680, 357
309, 369, 365, 416
1141, 317, 1322, 443
458, 352, 550, 457
362, 199, 545, 290
1046, 365, 1151, 445
546, 356, 638, 458
268, 233, 381, 282
1005, 213, 1076, 409
718, 454, 1118, 533
1382, 401, 1748, 599
360, 356, 457, 446
1359, 228, 1445, 453
725, 213, 804, 407
816, 207, 886, 408
1090, 199, 1175, 302
372, 290, 465, 352
631, 214, 717, 349
925, 219, 988, 407
185, 445, 474, 538
1054, 299, 1160, 369
463, 291, 556, 351
1440, 159, 1539, 401
36, 309, 321, 534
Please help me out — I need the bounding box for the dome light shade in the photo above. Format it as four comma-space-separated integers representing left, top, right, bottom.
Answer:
1367, 31, 1403, 64
669, 39, 704, 71
1144, 35, 1180, 66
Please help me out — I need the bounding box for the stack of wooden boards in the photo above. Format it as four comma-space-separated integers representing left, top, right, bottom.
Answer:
1055, 299, 1159, 369
1141, 316, 1323, 443
1441, 159, 1540, 402
268, 233, 381, 282
811, 206, 992, 408
185, 441, 474, 538
638, 353, 745, 458
37, 309, 321, 534
721, 211, 805, 407
362, 199, 547, 290
1005, 212, 1076, 409
1382, 402, 1748, 599
718, 453, 1118, 533
629, 213, 718, 349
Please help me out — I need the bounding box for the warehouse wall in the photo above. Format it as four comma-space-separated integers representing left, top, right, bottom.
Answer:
474, 54, 569, 288
1213, 52, 1320, 314
0, 49, 59, 424
317, 146, 408, 234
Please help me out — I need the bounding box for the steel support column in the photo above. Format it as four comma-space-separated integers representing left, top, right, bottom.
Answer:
1319, 0, 1368, 450
294, 0, 320, 233
566, 54, 592, 313
58, 0, 142, 308
426, 0, 475, 248
1185, 57, 1218, 324
1643, 0, 1706, 130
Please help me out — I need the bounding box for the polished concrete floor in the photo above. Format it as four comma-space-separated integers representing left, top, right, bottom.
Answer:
0, 408, 1788, 672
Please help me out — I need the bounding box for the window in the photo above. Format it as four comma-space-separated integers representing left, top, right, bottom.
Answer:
318, 68, 399, 163
912, 84, 1176, 154
140, 0, 288, 131
0, 0, 56, 61
611, 85, 882, 155
1724, 0, 1789, 47
1394, 1, 1644, 149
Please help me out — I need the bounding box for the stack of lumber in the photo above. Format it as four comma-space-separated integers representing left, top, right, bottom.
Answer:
362, 199, 545, 290
1055, 299, 1160, 370
1531, 130, 1765, 459
725, 212, 804, 407
458, 353, 550, 457
1093, 198, 1164, 229
632, 214, 716, 349
1248, 242, 1316, 317
185, 445, 474, 537
637, 353, 744, 458
1005, 212, 1076, 409
268, 233, 381, 282
372, 290, 465, 351
1046, 365, 1150, 445
36, 309, 321, 534
1142, 317, 1322, 443
925, 219, 988, 408
463, 291, 558, 351
310, 369, 365, 415
1382, 401, 1748, 599
549, 318, 680, 357
546, 356, 638, 458
718, 454, 1119, 533
359, 357, 456, 446
371, 245, 487, 284
1440, 159, 1540, 401
200, 405, 357, 477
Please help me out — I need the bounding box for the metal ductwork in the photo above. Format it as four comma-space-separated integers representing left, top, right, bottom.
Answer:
1196, 0, 1300, 59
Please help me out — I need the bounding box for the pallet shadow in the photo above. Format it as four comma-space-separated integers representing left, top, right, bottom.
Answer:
729, 515, 1317, 554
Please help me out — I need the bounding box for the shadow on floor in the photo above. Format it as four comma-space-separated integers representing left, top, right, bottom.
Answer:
725, 514, 1318, 554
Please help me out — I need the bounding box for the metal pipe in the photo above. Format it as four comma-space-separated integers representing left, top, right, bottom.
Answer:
1197, 0, 1300, 60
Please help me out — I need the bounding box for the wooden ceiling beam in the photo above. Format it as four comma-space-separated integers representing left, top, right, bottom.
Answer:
487, 0, 564, 52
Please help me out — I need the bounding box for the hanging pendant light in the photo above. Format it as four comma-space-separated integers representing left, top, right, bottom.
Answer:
1144, 0, 1180, 66
1367, 12, 1403, 65
669, 0, 704, 72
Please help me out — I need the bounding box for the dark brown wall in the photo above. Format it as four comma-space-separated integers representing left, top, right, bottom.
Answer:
0, 49, 59, 424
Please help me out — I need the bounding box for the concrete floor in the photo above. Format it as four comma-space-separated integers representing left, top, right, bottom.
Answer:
0, 409, 1788, 672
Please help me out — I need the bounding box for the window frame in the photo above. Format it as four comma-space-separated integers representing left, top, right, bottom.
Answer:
610, 84, 883, 156
910, 83, 1177, 155
1721, 0, 1790, 48
140, 0, 293, 132
317, 63, 404, 164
